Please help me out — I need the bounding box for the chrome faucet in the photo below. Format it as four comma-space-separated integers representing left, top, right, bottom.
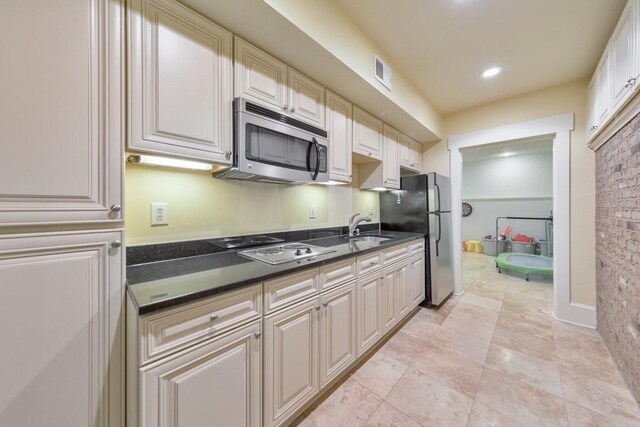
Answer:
348, 213, 372, 236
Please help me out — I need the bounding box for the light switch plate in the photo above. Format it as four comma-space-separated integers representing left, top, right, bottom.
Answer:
151, 203, 169, 226
309, 204, 317, 219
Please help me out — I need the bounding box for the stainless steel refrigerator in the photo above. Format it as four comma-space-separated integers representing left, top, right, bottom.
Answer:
379, 173, 454, 306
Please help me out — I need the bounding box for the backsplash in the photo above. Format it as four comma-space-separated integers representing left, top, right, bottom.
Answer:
125, 163, 380, 245
595, 112, 640, 402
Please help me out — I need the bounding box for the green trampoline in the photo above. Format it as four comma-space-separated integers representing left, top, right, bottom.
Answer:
496, 253, 553, 281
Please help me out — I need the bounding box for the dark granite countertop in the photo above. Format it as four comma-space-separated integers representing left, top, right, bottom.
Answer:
127, 231, 424, 315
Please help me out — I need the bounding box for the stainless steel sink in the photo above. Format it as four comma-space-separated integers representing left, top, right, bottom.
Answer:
349, 235, 393, 243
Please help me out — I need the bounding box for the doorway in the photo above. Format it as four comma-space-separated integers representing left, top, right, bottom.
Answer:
460, 137, 554, 311
448, 113, 596, 328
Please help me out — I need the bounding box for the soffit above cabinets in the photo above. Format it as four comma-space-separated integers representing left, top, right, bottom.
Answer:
180, 0, 441, 143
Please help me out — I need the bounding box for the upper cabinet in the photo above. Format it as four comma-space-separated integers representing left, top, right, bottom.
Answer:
0, 0, 124, 225
400, 134, 422, 173
128, 0, 233, 164
235, 37, 326, 128
326, 91, 353, 182
234, 37, 288, 112
612, 0, 639, 112
353, 106, 384, 161
587, 0, 640, 144
382, 125, 401, 189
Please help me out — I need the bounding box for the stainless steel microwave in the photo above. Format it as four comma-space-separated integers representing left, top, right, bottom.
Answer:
214, 98, 329, 184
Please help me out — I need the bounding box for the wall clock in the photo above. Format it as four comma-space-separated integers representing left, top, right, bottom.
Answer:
462, 202, 473, 217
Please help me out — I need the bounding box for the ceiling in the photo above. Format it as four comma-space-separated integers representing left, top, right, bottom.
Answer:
333, 0, 626, 114
461, 136, 553, 162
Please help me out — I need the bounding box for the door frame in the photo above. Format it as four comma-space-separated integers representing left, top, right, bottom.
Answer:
448, 113, 596, 328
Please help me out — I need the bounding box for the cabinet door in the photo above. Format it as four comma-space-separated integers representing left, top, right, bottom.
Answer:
383, 125, 401, 189
357, 274, 384, 356
586, 76, 598, 140
320, 282, 357, 388
382, 267, 398, 332
128, 0, 233, 164
411, 141, 422, 172
612, 0, 638, 111
595, 49, 612, 128
397, 261, 411, 318
288, 68, 326, 128
235, 36, 288, 112
326, 91, 353, 182
409, 254, 426, 307
399, 134, 413, 169
141, 321, 261, 427
0, 230, 124, 427
264, 298, 320, 427
0, 0, 123, 225
353, 106, 384, 161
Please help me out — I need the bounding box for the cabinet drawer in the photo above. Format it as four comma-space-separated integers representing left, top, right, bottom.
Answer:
357, 252, 382, 276
319, 258, 357, 290
408, 239, 425, 255
140, 284, 262, 365
382, 243, 409, 266
264, 268, 320, 314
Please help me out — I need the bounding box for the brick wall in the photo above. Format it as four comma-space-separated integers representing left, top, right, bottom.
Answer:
595, 112, 640, 402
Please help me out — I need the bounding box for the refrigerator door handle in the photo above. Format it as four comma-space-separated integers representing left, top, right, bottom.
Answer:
435, 213, 441, 257
434, 182, 441, 213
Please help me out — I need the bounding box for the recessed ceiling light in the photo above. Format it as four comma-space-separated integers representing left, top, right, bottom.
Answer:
481, 66, 503, 79
501, 152, 513, 157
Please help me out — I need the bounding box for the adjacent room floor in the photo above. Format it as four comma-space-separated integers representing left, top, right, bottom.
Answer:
294, 252, 640, 426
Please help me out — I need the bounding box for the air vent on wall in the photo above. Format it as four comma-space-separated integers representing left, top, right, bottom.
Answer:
374, 54, 392, 90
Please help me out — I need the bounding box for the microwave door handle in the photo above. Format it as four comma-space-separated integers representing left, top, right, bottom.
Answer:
306, 138, 313, 173
312, 137, 320, 181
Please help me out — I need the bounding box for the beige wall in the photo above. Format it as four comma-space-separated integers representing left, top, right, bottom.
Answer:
423, 79, 596, 305
125, 164, 380, 246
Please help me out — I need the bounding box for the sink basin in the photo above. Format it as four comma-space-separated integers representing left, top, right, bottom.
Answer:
349, 235, 393, 243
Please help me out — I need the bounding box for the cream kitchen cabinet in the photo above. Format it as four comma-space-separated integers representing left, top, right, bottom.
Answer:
353, 106, 384, 161
397, 261, 411, 318
356, 273, 384, 356
409, 254, 426, 307
382, 125, 401, 189
587, 0, 640, 145
0, 230, 125, 426
128, 0, 233, 164
611, 0, 639, 112
264, 297, 320, 427
382, 266, 399, 331
326, 90, 353, 182
0, 0, 124, 225
140, 321, 262, 427
235, 37, 326, 128
319, 282, 357, 388
400, 134, 422, 172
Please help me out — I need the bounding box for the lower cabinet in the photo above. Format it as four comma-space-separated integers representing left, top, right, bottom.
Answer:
140, 321, 262, 427
382, 266, 399, 332
356, 274, 384, 356
397, 261, 411, 317
264, 297, 320, 427
409, 254, 426, 307
319, 282, 357, 388
0, 230, 124, 426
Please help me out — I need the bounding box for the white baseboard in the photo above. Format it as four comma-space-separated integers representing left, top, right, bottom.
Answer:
555, 302, 597, 329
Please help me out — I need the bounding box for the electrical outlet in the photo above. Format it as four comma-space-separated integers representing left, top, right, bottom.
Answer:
309, 204, 317, 219
151, 203, 169, 226
369, 205, 374, 217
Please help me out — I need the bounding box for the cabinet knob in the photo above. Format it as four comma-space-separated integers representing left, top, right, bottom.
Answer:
625, 77, 637, 88
315, 304, 321, 310
110, 204, 121, 212
225, 150, 232, 159
323, 301, 328, 307
209, 314, 218, 321
368, 152, 372, 156
290, 107, 296, 114
111, 240, 122, 248
283, 105, 288, 112
254, 331, 261, 338
369, 261, 376, 266
349, 174, 352, 179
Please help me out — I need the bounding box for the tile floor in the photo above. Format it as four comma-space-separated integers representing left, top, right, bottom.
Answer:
293, 252, 640, 426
